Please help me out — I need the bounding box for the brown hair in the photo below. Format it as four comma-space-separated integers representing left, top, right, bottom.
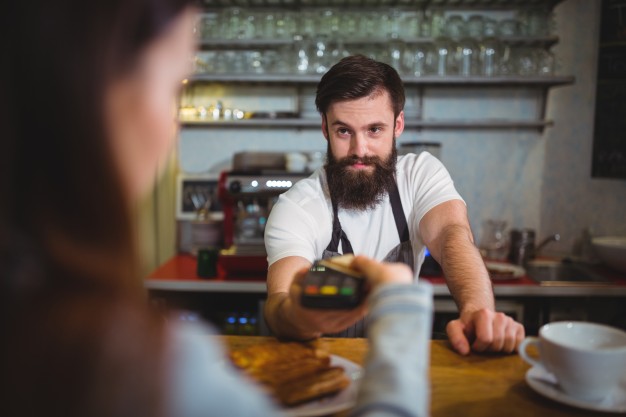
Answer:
0, 0, 194, 416
315, 55, 406, 118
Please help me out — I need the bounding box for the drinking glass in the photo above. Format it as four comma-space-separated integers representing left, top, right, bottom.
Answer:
343, 11, 359, 39
262, 13, 276, 39
425, 10, 446, 38
247, 51, 264, 74
240, 11, 257, 40
225, 8, 243, 40
319, 8, 339, 36
479, 220, 509, 260
404, 43, 433, 77
536, 48, 555, 75
328, 38, 350, 64
499, 18, 521, 37
298, 10, 317, 38
515, 47, 537, 76
273, 12, 286, 39
213, 51, 228, 74
433, 37, 455, 76
519, 8, 552, 37
483, 18, 499, 38
479, 37, 501, 76
456, 37, 479, 76
358, 12, 377, 39
445, 15, 466, 41
387, 40, 405, 72
467, 15, 484, 40
293, 35, 311, 74
387, 9, 402, 40
199, 13, 218, 40
400, 11, 420, 39
498, 46, 515, 76
311, 35, 330, 74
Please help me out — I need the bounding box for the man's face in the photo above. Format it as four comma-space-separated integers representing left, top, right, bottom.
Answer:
322, 89, 404, 167
322, 89, 405, 210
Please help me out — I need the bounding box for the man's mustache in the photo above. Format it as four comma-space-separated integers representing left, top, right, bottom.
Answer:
337, 155, 383, 167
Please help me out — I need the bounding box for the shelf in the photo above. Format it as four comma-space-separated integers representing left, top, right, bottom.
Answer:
198, 36, 560, 50
180, 118, 554, 131
187, 73, 575, 87
199, 0, 563, 10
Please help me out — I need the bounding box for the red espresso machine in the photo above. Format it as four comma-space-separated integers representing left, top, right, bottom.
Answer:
217, 167, 307, 278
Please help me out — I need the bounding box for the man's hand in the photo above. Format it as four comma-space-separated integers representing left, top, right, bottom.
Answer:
446, 308, 525, 355
287, 266, 368, 337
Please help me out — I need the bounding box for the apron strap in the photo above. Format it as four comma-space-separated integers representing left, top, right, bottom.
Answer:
388, 180, 410, 243
325, 179, 408, 254
325, 200, 354, 254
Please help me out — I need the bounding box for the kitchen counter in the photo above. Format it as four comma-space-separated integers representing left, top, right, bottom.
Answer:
146, 254, 626, 297
222, 335, 621, 417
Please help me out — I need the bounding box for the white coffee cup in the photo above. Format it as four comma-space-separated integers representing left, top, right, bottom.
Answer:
519, 321, 626, 401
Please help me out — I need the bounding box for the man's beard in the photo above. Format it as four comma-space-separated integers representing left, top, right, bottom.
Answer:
325, 140, 398, 211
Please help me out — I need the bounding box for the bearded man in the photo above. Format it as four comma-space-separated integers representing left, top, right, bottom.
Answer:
263, 55, 524, 355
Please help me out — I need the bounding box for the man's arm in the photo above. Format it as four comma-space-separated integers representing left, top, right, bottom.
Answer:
264, 256, 368, 340
265, 256, 319, 340
420, 200, 524, 355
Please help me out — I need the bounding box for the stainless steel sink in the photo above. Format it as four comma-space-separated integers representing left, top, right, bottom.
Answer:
525, 261, 613, 285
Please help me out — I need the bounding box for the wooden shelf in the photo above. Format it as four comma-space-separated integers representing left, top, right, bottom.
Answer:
198, 36, 560, 50
180, 118, 553, 131
188, 73, 575, 87
199, 0, 562, 10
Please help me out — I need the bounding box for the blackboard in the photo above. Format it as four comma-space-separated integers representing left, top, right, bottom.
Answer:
592, 0, 626, 179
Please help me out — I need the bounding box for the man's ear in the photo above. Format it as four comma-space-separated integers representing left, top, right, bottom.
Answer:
394, 111, 405, 138
321, 114, 329, 140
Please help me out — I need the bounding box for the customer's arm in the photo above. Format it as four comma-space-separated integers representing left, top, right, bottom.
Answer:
168, 256, 431, 417
420, 200, 524, 355
349, 256, 432, 417
166, 321, 281, 417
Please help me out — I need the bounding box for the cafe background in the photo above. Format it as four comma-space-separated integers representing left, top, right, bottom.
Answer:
137, 0, 624, 272
139, 0, 625, 332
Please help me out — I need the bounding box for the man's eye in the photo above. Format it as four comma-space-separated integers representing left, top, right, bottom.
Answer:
370, 127, 382, 133
337, 128, 350, 135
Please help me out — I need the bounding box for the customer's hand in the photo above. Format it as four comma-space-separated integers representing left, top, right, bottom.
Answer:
446, 309, 525, 355
349, 255, 413, 288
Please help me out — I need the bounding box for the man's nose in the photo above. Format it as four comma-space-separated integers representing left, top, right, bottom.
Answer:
349, 134, 367, 157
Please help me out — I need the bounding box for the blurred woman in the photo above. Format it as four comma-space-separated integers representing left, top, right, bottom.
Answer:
0, 1, 432, 417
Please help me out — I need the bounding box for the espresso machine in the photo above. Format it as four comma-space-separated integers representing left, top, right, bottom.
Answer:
217, 153, 309, 277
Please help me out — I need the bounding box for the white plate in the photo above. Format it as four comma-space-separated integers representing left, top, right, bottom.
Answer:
485, 261, 525, 280
525, 365, 626, 413
284, 355, 362, 417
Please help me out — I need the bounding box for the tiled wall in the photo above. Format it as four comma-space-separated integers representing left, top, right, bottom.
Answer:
178, 0, 626, 258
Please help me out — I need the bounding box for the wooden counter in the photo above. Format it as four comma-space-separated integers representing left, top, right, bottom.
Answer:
222, 336, 625, 417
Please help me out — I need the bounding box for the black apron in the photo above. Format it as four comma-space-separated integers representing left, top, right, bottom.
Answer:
322, 180, 414, 337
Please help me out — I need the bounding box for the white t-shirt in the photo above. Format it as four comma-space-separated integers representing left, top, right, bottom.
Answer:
264, 152, 464, 276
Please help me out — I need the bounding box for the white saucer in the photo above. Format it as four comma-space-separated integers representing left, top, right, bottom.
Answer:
526, 366, 626, 413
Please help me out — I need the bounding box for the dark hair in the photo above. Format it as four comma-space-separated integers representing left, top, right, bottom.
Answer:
315, 55, 406, 118
0, 0, 194, 416
1, 0, 193, 292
